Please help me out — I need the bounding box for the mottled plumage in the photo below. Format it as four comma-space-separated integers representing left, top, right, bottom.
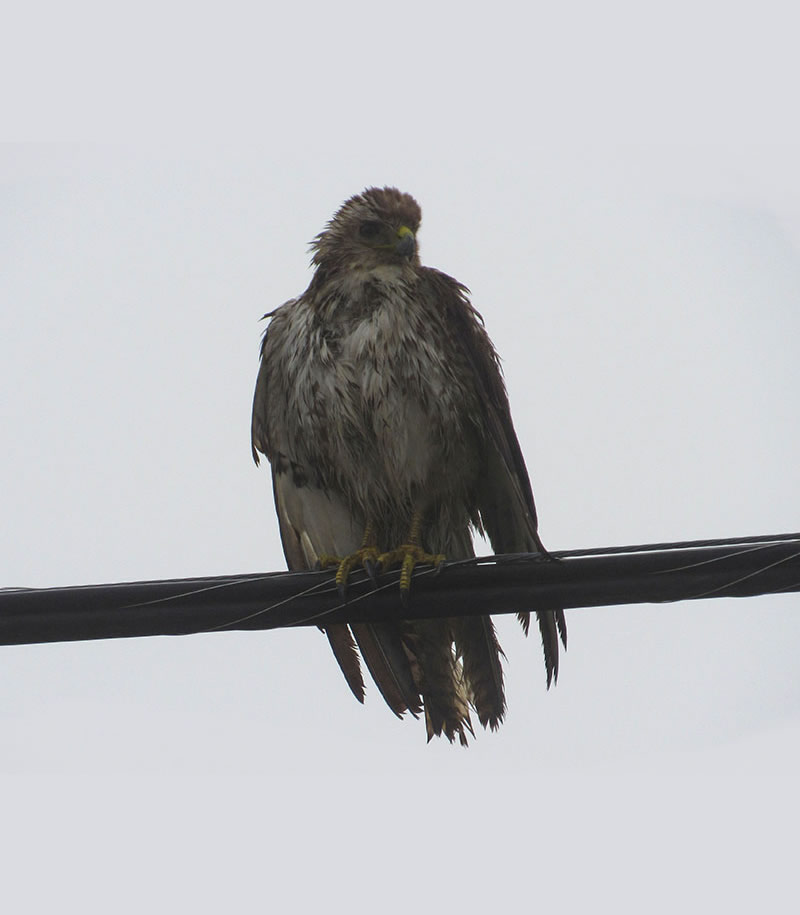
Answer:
251, 187, 566, 744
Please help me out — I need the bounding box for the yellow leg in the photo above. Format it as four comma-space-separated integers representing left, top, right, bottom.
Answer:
376, 510, 446, 594
318, 521, 381, 597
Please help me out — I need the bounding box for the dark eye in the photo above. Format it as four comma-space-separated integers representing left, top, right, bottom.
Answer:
359, 220, 382, 239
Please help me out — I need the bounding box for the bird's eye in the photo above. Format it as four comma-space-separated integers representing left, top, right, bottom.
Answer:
359, 221, 382, 239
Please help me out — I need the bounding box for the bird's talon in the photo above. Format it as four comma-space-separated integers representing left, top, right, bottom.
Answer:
364, 558, 380, 585
320, 542, 384, 599
377, 543, 447, 596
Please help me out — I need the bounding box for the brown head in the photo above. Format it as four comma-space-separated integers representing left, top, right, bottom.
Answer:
310, 187, 423, 275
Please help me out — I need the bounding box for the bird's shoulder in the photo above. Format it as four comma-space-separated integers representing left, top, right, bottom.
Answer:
251, 298, 302, 463
416, 266, 506, 400
257, 297, 303, 357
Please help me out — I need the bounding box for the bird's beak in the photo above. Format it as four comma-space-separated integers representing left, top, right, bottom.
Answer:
395, 225, 416, 258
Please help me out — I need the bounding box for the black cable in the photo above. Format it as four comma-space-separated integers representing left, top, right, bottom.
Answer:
0, 531, 798, 647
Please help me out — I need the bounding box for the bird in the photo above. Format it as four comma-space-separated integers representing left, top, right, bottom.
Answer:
251, 187, 566, 744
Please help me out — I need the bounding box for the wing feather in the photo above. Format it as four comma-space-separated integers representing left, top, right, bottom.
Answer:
250, 317, 274, 466
257, 347, 423, 717
350, 622, 422, 718
454, 615, 506, 730
325, 625, 365, 704
420, 268, 567, 682
253, 319, 372, 704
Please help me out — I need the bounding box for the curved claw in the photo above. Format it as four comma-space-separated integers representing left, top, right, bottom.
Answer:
323, 544, 383, 601
363, 557, 381, 587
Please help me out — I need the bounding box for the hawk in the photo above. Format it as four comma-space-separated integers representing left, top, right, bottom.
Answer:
251, 187, 566, 744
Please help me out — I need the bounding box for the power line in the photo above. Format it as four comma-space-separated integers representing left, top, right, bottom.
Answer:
1, 531, 798, 647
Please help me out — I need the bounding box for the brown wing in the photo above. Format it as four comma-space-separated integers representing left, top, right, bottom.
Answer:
251, 314, 423, 718
251, 317, 363, 703
419, 268, 567, 686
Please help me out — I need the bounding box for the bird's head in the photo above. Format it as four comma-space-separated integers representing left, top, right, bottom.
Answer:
310, 187, 422, 274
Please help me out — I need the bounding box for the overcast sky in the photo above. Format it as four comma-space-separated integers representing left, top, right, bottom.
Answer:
3, 3, 800, 912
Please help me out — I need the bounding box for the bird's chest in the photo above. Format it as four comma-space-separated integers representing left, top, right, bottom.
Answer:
322, 300, 458, 439
284, 291, 474, 496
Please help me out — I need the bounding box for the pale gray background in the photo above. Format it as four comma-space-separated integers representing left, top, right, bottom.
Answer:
2, 2, 800, 912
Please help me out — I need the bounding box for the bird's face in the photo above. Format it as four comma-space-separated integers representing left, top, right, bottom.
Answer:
310, 187, 422, 273
356, 218, 417, 258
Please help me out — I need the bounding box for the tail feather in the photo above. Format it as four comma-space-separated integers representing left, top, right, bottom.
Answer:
405, 620, 473, 746
555, 608, 568, 648
455, 615, 506, 730
324, 624, 365, 703
518, 607, 568, 688
536, 609, 564, 688
351, 622, 422, 718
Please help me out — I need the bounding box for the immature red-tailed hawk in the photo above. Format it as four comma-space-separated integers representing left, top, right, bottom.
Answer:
251, 187, 566, 744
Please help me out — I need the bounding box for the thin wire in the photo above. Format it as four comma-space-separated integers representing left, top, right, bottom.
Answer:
554, 531, 800, 559
668, 547, 800, 601
470, 533, 800, 565
203, 562, 447, 633
199, 577, 341, 633
650, 543, 783, 576
279, 564, 443, 628
116, 573, 308, 612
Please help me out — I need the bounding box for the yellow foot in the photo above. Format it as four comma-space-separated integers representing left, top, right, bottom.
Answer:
376, 544, 446, 596
318, 546, 382, 599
